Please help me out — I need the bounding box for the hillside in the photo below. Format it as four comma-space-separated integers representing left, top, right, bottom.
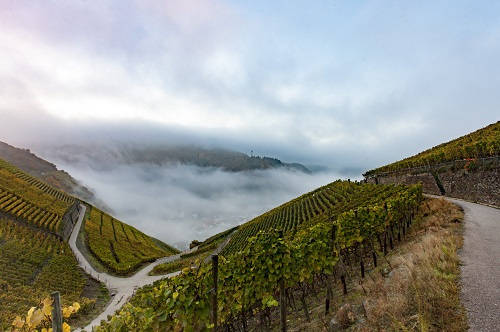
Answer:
0, 141, 105, 209
0, 157, 77, 237
40, 143, 312, 173
83, 205, 179, 275
364, 121, 499, 177
0, 218, 107, 329
221, 180, 412, 256
95, 181, 423, 331
0, 154, 180, 327
0, 151, 179, 270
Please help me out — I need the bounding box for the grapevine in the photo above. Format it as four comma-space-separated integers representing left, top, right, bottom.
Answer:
0, 218, 92, 329
0, 158, 75, 235
84, 207, 179, 275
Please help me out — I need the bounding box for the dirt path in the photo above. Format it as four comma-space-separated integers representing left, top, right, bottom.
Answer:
439, 197, 500, 331
70, 204, 181, 331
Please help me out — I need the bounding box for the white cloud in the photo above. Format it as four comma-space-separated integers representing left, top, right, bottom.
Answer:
0, 26, 252, 129
136, 0, 237, 34
203, 49, 247, 87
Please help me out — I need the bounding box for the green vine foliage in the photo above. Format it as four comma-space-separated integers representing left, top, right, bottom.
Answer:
96, 184, 423, 331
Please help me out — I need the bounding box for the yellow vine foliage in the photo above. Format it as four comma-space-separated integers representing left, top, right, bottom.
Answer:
10, 297, 80, 332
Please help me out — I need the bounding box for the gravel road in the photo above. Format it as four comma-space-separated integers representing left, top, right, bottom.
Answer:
440, 197, 500, 331
70, 204, 181, 331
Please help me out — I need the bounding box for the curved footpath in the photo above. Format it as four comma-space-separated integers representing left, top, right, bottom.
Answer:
438, 197, 500, 331
69, 204, 181, 331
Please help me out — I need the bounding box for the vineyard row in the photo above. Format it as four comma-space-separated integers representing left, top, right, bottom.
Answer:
85, 207, 176, 275
222, 181, 409, 255
0, 218, 91, 329
0, 187, 63, 233
0, 158, 75, 204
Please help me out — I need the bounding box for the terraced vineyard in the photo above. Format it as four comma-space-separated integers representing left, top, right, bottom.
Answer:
0, 158, 75, 235
96, 183, 422, 331
221, 180, 409, 255
85, 206, 179, 275
0, 218, 95, 329
0, 158, 75, 204
364, 121, 500, 176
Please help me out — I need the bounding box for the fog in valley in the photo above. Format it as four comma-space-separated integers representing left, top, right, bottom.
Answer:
1, 109, 362, 250
46, 155, 344, 249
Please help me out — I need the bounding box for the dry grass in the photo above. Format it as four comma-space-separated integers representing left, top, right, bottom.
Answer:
358, 198, 467, 331
282, 198, 468, 332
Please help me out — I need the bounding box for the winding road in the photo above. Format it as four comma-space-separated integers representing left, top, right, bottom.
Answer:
70, 204, 181, 331
439, 197, 500, 331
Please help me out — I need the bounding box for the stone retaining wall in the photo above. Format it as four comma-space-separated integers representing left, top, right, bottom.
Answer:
61, 202, 81, 241
367, 162, 499, 207
439, 168, 499, 207
371, 172, 442, 195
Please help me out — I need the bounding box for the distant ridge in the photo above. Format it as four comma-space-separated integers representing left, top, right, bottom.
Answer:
42, 143, 312, 173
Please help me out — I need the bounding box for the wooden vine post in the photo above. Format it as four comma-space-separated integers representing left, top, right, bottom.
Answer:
278, 230, 287, 332
51, 291, 62, 332
383, 202, 388, 255
325, 223, 336, 315
389, 227, 394, 250
398, 222, 402, 242
383, 231, 387, 255
211, 254, 219, 331
360, 245, 365, 279
279, 274, 286, 331
341, 275, 348, 295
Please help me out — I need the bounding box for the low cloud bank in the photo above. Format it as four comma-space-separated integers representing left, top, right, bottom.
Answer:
55, 160, 345, 249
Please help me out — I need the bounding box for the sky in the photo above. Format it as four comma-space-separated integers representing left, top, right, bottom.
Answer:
0, 0, 499, 170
